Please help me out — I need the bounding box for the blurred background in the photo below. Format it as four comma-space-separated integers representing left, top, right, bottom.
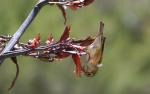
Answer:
0, 0, 150, 94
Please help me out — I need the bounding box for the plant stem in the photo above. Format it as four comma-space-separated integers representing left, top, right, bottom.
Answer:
0, 0, 48, 64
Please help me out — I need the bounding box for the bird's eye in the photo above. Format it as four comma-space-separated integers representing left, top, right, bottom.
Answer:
86, 72, 94, 77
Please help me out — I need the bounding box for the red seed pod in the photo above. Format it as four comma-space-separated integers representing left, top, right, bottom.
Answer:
72, 54, 82, 77
46, 34, 53, 45
28, 34, 41, 49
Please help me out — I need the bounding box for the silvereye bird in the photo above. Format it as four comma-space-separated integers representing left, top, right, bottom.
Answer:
83, 22, 105, 77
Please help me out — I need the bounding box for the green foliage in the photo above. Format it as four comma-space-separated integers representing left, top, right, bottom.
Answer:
0, 0, 150, 94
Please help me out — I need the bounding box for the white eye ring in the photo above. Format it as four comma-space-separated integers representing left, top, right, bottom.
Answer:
97, 64, 103, 68
80, 0, 84, 2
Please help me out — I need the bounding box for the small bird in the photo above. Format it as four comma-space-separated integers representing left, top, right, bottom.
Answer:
83, 22, 105, 77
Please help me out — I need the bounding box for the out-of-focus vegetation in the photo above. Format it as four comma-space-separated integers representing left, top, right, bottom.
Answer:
0, 0, 150, 94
